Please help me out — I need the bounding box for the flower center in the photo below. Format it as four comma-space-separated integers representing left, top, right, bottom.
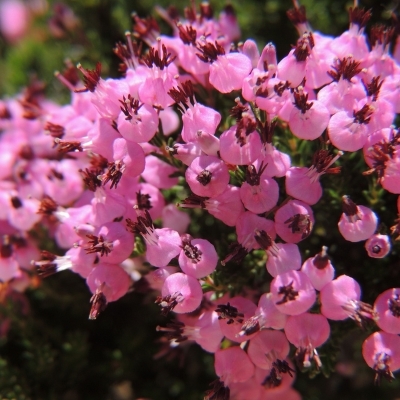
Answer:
85, 234, 113, 257
389, 294, 400, 317
182, 238, 202, 263
276, 281, 299, 305
196, 169, 212, 186
285, 214, 313, 239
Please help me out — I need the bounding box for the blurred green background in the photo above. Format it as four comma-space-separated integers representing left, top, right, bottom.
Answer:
1, 0, 400, 399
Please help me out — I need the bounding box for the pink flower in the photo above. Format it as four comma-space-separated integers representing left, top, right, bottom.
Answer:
196, 130, 220, 157
197, 41, 252, 93
338, 196, 378, 242
161, 204, 190, 234
240, 163, 279, 214
0, 236, 19, 282
236, 211, 276, 251
185, 155, 229, 197
288, 89, 330, 140
374, 288, 400, 334
216, 297, 257, 343
274, 200, 314, 243
173, 308, 224, 352
173, 24, 210, 76
254, 362, 296, 392
97, 138, 145, 189
4, 193, 41, 231
214, 346, 255, 386
328, 105, 373, 151
126, 209, 181, 267
301, 246, 335, 291
166, 142, 202, 166
178, 185, 245, 227
205, 186, 245, 226
365, 234, 391, 258
146, 266, 179, 291
284, 313, 330, 368
248, 330, 290, 370
86, 262, 131, 302
266, 243, 302, 278
178, 235, 218, 279
117, 97, 159, 143
168, 81, 221, 143
285, 150, 342, 206
255, 143, 291, 178
219, 123, 262, 166
320, 275, 376, 325
141, 155, 179, 189
362, 331, 400, 384
160, 272, 203, 314
138, 41, 178, 109
330, 7, 370, 60
83, 221, 134, 264
0, 0, 30, 43
380, 156, 400, 194
277, 50, 306, 88
90, 186, 127, 226
270, 270, 316, 315
256, 292, 288, 330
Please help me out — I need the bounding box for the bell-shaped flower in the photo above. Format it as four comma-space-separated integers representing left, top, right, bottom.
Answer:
117, 95, 159, 143
166, 142, 202, 166
270, 270, 316, 315
274, 199, 314, 242
236, 212, 276, 251
374, 288, 400, 334
320, 275, 376, 326
126, 209, 181, 268
365, 234, 391, 258
284, 313, 330, 368
98, 138, 145, 189
141, 154, 179, 189
338, 196, 378, 242
196, 40, 252, 93
178, 235, 218, 279
168, 80, 221, 143
301, 246, 335, 291
159, 272, 203, 314
285, 150, 343, 205
215, 347, 255, 387
248, 330, 290, 370
83, 221, 134, 265
362, 331, 400, 384
240, 163, 279, 214
161, 204, 190, 235
328, 103, 374, 151
219, 123, 262, 166
216, 297, 257, 343
288, 89, 330, 140
138, 40, 178, 109
185, 155, 229, 197
86, 263, 131, 319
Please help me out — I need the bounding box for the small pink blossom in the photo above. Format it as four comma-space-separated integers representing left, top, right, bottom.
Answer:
338, 196, 378, 242
374, 288, 400, 334
185, 155, 230, 197
365, 234, 391, 258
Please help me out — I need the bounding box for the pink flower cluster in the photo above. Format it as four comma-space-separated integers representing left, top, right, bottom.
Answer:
1, 1, 400, 398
